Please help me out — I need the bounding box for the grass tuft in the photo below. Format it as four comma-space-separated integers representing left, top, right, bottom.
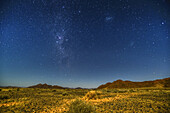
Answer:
67, 99, 95, 113
84, 91, 99, 100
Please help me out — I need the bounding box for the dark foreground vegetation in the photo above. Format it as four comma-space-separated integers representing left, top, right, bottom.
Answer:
0, 87, 169, 113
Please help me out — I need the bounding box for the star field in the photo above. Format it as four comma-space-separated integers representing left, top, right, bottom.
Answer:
0, 0, 169, 88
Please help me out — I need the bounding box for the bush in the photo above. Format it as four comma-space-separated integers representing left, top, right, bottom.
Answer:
62, 92, 69, 96
0, 95, 10, 100
112, 89, 119, 93
129, 89, 135, 93
17, 88, 20, 91
84, 91, 98, 100
52, 90, 56, 92
106, 90, 111, 93
67, 99, 95, 113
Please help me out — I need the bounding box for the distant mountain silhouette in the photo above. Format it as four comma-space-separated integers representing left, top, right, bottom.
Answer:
97, 77, 170, 89
28, 83, 64, 89
75, 87, 83, 89
1, 78, 169, 89
0, 86, 21, 88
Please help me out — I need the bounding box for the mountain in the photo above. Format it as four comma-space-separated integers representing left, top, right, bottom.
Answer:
28, 83, 64, 89
97, 77, 170, 89
0, 86, 22, 88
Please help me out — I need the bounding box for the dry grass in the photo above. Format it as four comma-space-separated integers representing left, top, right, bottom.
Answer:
0, 88, 169, 113
83, 91, 99, 100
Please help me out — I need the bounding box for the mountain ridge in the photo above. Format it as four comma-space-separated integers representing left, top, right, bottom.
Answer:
1, 77, 169, 89
97, 77, 170, 89
28, 83, 64, 89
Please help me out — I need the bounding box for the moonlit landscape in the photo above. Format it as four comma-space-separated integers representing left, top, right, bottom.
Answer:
0, 0, 170, 113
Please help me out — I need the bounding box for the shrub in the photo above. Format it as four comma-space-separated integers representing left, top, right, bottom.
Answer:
52, 90, 56, 92
129, 89, 135, 93
112, 89, 119, 93
106, 90, 111, 93
67, 99, 95, 113
84, 91, 99, 100
62, 92, 69, 96
17, 88, 20, 91
0, 95, 10, 100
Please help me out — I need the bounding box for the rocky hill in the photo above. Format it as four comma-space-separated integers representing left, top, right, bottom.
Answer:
97, 77, 170, 89
28, 83, 64, 89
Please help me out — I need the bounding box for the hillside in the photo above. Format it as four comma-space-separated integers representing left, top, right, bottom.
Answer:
97, 77, 170, 89
28, 83, 64, 89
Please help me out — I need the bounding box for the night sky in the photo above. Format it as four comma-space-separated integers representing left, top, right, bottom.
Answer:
0, 0, 169, 88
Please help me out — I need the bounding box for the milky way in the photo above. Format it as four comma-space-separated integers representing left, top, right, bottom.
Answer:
0, 0, 169, 88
